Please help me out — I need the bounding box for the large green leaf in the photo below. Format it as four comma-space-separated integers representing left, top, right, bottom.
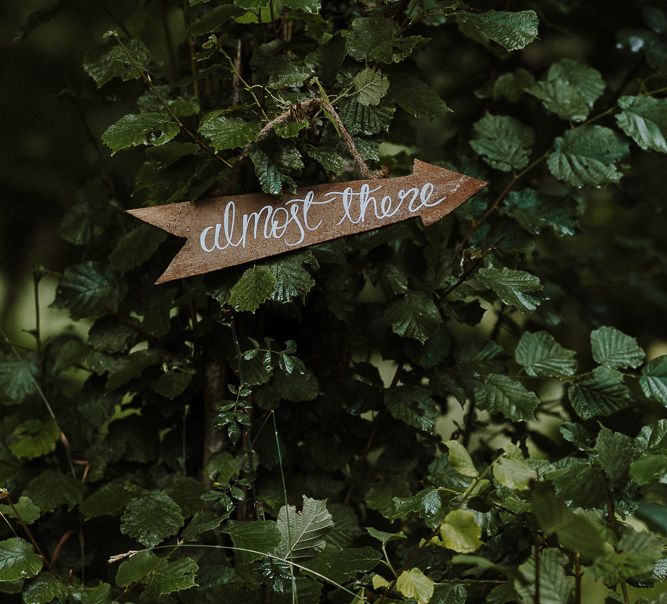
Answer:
515, 331, 577, 377
547, 125, 629, 188
568, 367, 630, 419
102, 113, 180, 154
616, 95, 667, 152
384, 291, 442, 343
475, 374, 539, 421
458, 10, 539, 51
590, 325, 645, 369
0, 353, 38, 403
477, 266, 542, 312
228, 266, 277, 313
470, 114, 534, 172
0, 538, 42, 582
528, 59, 605, 122
52, 261, 127, 320
120, 490, 184, 548
640, 356, 667, 404
198, 113, 260, 151
353, 67, 389, 107
276, 496, 333, 560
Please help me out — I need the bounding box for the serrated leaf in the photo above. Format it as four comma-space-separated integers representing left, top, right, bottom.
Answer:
641, 356, 667, 404
23, 470, 84, 513
102, 113, 179, 154
515, 331, 577, 377
616, 95, 667, 152
591, 325, 645, 369
353, 68, 389, 107
470, 114, 534, 172
547, 125, 629, 188
396, 568, 434, 604
224, 520, 281, 564
0, 353, 37, 403
515, 548, 573, 604
120, 490, 184, 548
386, 385, 439, 433
384, 291, 442, 343
445, 440, 478, 477
23, 573, 67, 604
0, 538, 42, 582
475, 374, 539, 421
83, 40, 151, 87
276, 496, 333, 561
198, 113, 259, 151
439, 510, 482, 553
229, 266, 276, 313
477, 266, 542, 312
568, 366, 630, 419
458, 10, 539, 51
528, 59, 605, 122
7, 418, 59, 460
52, 261, 127, 320
389, 74, 451, 118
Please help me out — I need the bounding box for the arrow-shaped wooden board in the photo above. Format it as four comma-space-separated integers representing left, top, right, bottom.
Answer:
128, 159, 486, 284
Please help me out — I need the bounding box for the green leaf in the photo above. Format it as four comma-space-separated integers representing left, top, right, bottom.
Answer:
23, 573, 67, 604
120, 490, 184, 548
7, 418, 59, 460
616, 95, 667, 152
568, 366, 630, 419
83, 40, 151, 87
590, 325, 645, 369
470, 114, 534, 172
0, 353, 37, 403
475, 374, 539, 421
101, 113, 179, 154
386, 385, 439, 433
477, 266, 543, 312
547, 125, 629, 188
640, 356, 667, 404
0, 497, 40, 525
384, 291, 442, 343
439, 510, 482, 553
458, 10, 539, 51
229, 266, 277, 313
595, 427, 636, 484
224, 520, 281, 564
389, 74, 451, 118
109, 224, 167, 273
52, 261, 127, 320
23, 470, 84, 513
528, 59, 605, 122
396, 568, 434, 604
493, 443, 536, 490
515, 331, 577, 377
445, 440, 478, 477
0, 538, 42, 582
198, 113, 260, 151
276, 496, 333, 560
353, 68, 389, 107
264, 252, 317, 303
515, 548, 573, 604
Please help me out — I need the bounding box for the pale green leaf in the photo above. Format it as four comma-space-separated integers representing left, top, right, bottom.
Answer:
547, 125, 629, 188
102, 113, 179, 154
439, 510, 482, 553
616, 95, 667, 152
353, 68, 389, 107
528, 59, 605, 122
470, 114, 534, 172
591, 325, 645, 369
477, 266, 543, 312
515, 331, 577, 377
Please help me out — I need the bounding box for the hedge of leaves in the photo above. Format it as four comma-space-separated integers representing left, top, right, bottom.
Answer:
2, 1, 667, 603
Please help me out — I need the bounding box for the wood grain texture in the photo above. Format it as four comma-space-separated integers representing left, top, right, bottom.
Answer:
128, 159, 486, 283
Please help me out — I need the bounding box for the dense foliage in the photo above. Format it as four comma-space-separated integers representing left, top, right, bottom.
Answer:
2, 0, 667, 602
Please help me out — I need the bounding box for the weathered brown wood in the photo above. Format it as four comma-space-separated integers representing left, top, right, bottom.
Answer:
128, 159, 486, 284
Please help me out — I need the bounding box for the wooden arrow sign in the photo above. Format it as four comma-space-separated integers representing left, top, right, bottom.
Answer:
128, 159, 486, 284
